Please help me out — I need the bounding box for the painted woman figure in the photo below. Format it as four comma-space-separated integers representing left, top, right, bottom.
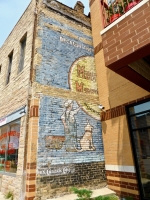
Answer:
61, 100, 80, 152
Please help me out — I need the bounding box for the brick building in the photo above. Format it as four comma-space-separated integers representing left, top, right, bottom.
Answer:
89, 0, 150, 199
0, 1, 106, 200
1, 0, 150, 199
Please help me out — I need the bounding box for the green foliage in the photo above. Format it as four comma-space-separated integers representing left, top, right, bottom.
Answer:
95, 195, 118, 200
107, 2, 124, 16
71, 187, 119, 200
94, 196, 103, 200
5, 191, 14, 200
147, 173, 150, 179
107, 2, 124, 23
123, 0, 134, 7
125, 197, 133, 200
71, 187, 92, 200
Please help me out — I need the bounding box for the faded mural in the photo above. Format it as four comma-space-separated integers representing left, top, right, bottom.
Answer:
36, 13, 105, 179
38, 97, 104, 166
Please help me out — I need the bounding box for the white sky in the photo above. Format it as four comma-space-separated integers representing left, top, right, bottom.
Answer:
0, 0, 90, 47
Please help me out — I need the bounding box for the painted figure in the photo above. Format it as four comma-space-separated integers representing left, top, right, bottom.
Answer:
75, 121, 96, 152
61, 100, 80, 152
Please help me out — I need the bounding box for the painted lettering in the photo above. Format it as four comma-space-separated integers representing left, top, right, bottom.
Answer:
77, 64, 96, 82
59, 36, 93, 52
76, 81, 84, 92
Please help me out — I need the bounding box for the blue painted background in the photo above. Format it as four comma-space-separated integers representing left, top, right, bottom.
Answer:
36, 13, 104, 168
36, 14, 94, 90
38, 96, 104, 166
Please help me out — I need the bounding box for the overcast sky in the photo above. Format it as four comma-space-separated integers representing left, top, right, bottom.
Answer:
0, 0, 89, 47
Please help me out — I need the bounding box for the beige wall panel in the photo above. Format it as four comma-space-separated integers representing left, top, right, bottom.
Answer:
95, 51, 149, 110
95, 51, 110, 109
107, 69, 149, 108
102, 115, 135, 166
90, 0, 103, 47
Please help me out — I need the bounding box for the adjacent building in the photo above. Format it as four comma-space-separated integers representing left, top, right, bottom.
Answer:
90, 0, 150, 199
0, 1, 105, 200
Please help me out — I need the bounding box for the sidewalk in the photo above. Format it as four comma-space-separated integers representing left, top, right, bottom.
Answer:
0, 192, 5, 200
47, 187, 116, 200
0, 187, 116, 200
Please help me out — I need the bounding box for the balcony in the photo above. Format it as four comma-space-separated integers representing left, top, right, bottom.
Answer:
100, 0, 150, 92
101, 0, 143, 28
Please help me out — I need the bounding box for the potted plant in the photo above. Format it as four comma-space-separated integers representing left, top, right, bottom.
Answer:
123, 0, 139, 12
107, 2, 124, 23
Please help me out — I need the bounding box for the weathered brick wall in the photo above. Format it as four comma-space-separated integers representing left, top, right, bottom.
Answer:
101, 1, 150, 68
33, 1, 106, 199
0, 0, 36, 199
0, 0, 36, 118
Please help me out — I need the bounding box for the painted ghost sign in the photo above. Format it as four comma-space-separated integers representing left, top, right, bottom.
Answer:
36, 14, 104, 177
38, 96, 104, 167
69, 56, 100, 120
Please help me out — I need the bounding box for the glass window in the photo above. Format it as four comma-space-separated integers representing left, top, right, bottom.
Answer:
130, 112, 150, 129
128, 100, 150, 199
0, 120, 20, 173
133, 129, 150, 198
18, 35, 27, 73
6, 51, 13, 85
129, 101, 150, 115
0, 125, 8, 172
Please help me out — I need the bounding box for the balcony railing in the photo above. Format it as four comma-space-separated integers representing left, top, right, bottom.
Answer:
101, 0, 142, 28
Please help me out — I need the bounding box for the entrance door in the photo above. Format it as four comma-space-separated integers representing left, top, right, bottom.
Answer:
127, 101, 150, 199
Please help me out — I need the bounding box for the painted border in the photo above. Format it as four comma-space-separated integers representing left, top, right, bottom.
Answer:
105, 165, 135, 173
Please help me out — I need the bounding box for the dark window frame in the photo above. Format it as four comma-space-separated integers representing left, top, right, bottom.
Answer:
126, 98, 150, 200
18, 33, 27, 73
6, 51, 13, 85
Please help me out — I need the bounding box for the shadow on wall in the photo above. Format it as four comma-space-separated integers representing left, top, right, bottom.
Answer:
102, 121, 107, 135
104, 68, 134, 165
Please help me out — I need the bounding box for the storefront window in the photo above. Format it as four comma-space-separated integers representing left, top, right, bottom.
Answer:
128, 100, 150, 199
0, 120, 20, 173
0, 125, 7, 172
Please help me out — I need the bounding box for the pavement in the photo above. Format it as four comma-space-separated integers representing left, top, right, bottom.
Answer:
0, 192, 5, 200
0, 187, 116, 200
47, 187, 116, 200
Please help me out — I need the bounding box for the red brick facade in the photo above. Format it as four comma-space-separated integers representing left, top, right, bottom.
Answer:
106, 171, 140, 200
101, 94, 150, 121
102, 1, 150, 69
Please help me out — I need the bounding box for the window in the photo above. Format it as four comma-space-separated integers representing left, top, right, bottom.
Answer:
18, 35, 27, 73
0, 120, 20, 173
127, 100, 150, 199
6, 51, 13, 85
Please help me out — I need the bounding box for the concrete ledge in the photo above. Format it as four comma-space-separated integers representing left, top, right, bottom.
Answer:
0, 192, 5, 200
48, 187, 116, 200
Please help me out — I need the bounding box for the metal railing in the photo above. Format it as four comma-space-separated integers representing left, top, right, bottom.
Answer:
101, 0, 142, 28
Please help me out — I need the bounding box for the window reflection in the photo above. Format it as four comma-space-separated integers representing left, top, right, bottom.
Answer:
129, 100, 150, 198
133, 129, 150, 198
0, 126, 7, 171
131, 112, 150, 129
129, 101, 150, 115
0, 120, 20, 173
